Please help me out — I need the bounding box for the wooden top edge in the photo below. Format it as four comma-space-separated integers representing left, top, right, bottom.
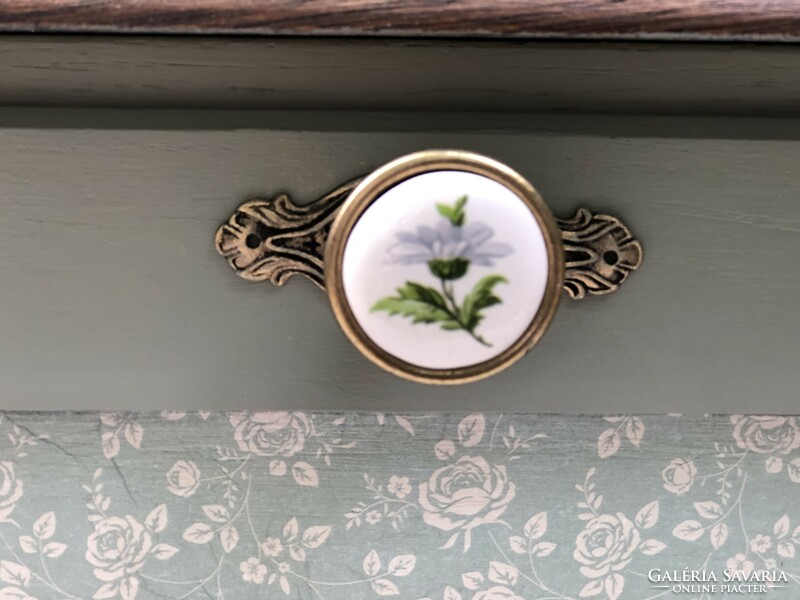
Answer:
0, 0, 800, 40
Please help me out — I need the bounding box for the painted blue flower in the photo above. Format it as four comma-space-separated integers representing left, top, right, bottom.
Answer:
389, 219, 513, 267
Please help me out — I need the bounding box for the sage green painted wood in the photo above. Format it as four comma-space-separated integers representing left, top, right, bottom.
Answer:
0, 108, 798, 412
2, 36, 800, 116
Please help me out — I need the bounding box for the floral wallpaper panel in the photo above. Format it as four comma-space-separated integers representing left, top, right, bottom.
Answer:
0, 412, 798, 600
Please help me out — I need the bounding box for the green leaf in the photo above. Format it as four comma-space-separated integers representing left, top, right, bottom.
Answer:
470, 275, 507, 306
460, 275, 507, 330
440, 321, 462, 331
371, 282, 451, 325
371, 297, 450, 324
436, 195, 468, 227
396, 282, 448, 309
436, 204, 455, 221
452, 195, 467, 226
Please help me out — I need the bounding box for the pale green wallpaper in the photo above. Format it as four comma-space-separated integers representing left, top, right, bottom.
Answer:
0, 412, 798, 600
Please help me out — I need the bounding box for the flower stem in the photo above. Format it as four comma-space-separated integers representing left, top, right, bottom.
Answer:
438, 278, 491, 347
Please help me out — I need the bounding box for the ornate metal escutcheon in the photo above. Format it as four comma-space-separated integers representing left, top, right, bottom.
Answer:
216, 150, 642, 384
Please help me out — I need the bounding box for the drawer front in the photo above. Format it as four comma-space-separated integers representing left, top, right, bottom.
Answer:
0, 108, 798, 413
1, 32, 798, 600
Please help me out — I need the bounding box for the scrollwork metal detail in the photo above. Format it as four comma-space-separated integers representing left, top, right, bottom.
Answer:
558, 208, 643, 300
215, 178, 364, 289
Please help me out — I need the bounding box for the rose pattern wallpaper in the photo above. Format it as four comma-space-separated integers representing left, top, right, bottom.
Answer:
0, 412, 797, 599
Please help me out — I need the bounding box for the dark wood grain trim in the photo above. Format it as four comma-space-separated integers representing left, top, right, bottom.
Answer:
4, 37, 800, 116
1, 0, 800, 40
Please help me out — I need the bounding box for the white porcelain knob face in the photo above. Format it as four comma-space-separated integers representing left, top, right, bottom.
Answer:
326, 151, 563, 384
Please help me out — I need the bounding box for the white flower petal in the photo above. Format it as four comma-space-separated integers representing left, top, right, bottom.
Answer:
416, 225, 441, 246
394, 231, 421, 243
464, 222, 493, 245
474, 242, 514, 257
436, 220, 462, 243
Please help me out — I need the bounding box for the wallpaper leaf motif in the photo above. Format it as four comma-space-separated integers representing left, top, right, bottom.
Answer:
0, 412, 797, 599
